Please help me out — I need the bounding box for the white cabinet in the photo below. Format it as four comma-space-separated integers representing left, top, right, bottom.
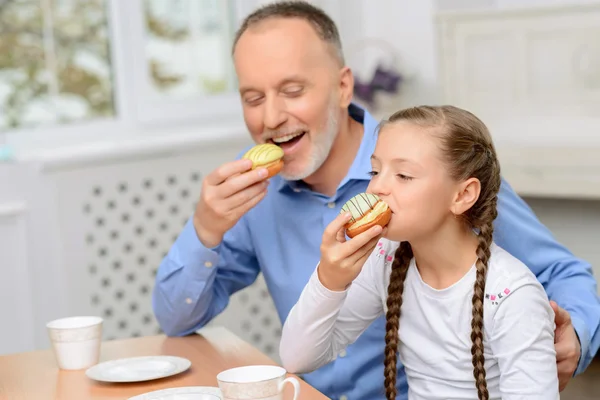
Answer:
436, 3, 600, 199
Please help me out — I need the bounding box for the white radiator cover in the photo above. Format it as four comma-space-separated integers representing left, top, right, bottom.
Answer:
0, 134, 285, 363
52, 136, 283, 361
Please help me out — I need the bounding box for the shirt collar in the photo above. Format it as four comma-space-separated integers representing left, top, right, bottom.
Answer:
277, 103, 380, 194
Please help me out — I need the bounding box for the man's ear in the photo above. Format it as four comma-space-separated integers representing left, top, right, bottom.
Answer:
339, 66, 354, 108
452, 177, 481, 216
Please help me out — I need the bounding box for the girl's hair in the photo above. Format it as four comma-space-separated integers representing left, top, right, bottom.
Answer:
379, 105, 501, 400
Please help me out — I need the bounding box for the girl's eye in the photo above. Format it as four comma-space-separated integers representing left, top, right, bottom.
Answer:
398, 174, 413, 181
367, 171, 378, 177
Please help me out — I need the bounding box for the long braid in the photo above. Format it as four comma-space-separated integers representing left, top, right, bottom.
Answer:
384, 241, 413, 400
470, 195, 497, 400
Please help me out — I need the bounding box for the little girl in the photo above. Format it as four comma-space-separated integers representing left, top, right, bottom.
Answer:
279, 105, 559, 400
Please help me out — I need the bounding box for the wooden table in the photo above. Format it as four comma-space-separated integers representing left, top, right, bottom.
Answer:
0, 327, 328, 400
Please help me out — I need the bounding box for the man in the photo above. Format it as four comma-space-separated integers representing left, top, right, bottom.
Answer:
152, 2, 600, 399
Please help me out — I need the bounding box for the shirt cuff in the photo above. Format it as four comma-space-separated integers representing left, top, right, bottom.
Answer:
309, 265, 350, 301
571, 314, 590, 376
177, 218, 220, 281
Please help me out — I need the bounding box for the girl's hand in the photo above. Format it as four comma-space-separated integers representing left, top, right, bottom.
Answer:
318, 212, 385, 291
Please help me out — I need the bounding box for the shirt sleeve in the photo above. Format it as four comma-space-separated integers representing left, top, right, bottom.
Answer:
489, 279, 560, 399
494, 178, 600, 374
152, 216, 260, 336
280, 246, 386, 374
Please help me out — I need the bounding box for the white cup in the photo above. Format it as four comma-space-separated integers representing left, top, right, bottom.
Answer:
217, 365, 301, 400
46, 316, 103, 370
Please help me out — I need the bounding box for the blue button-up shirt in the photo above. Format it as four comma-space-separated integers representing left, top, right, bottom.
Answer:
153, 104, 600, 400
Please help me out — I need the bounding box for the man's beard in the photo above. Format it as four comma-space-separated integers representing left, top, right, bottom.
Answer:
280, 103, 339, 181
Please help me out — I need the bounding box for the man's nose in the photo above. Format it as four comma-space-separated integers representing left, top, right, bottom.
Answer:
263, 96, 287, 130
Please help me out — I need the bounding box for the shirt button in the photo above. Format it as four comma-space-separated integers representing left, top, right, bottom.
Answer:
185, 298, 192, 304
293, 188, 301, 193
340, 395, 348, 400
327, 202, 336, 208
339, 350, 347, 358
204, 261, 213, 268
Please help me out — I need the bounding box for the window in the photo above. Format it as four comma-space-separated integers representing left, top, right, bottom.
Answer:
128, 0, 244, 126
0, 0, 115, 132
0, 0, 257, 153
142, 0, 237, 100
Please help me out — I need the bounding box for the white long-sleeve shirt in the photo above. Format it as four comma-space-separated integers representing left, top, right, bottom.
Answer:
280, 239, 560, 400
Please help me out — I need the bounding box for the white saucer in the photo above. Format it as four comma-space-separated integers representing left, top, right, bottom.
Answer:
127, 386, 222, 400
85, 356, 191, 383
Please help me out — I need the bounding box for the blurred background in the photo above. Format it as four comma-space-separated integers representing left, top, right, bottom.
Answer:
0, 0, 599, 397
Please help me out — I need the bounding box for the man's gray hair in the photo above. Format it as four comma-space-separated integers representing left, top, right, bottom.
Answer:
232, 1, 345, 65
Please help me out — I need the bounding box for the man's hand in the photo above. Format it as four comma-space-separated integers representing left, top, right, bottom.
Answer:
193, 159, 269, 248
550, 300, 581, 391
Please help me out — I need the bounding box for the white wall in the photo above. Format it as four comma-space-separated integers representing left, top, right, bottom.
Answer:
497, 0, 600, 7
357, 0, 439, 115
526, 197, 600, 275
0, 166, 35, 355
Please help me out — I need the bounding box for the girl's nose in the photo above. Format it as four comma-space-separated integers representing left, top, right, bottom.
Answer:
367, 175, 390, 197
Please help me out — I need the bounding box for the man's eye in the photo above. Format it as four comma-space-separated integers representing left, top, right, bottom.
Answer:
283, 86, 303, 95
245, 95, 263, 104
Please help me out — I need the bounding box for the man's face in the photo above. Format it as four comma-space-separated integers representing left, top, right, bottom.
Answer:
233, 18, 345, 180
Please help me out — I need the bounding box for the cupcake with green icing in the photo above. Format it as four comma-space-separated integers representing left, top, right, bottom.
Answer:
242, 143, 284, 178
340, 193, 391, 238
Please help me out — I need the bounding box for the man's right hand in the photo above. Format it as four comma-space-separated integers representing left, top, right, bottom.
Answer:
193, 159, 270, 248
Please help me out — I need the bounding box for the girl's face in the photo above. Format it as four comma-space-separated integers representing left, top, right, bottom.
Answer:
367, 122, 464, 242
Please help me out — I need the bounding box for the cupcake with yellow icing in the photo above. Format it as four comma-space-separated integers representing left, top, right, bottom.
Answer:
340, 193, 391, 238
242, 143, 284, 178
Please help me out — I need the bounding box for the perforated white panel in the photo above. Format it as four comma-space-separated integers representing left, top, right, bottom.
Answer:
50, 139, 282, 361
81, 170, 201, 340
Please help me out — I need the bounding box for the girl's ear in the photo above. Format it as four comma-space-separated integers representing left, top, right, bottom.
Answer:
451, 177, 481, 216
